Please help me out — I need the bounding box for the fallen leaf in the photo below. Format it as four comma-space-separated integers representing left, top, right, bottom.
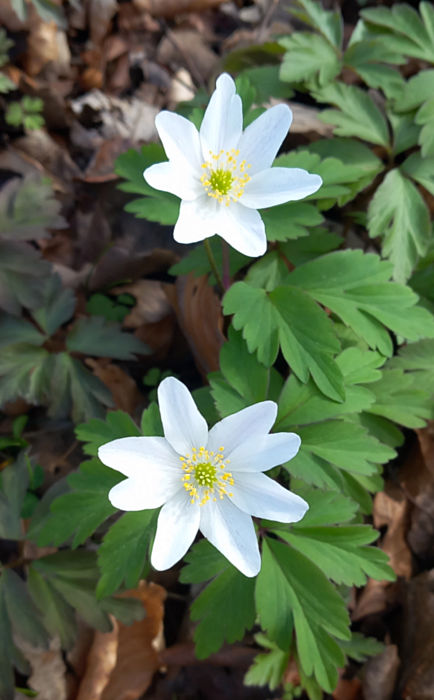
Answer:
362, 645, 400, 700
165, 274, 225, 376
86, 358, 144, 416
373, 487, 412, 579
400, 436, 434, 561
16, 636, 68, 700
133, 0, 228, 18
76, 618, 119, 700
399, 571, 434, 699
333, 677, 363, 700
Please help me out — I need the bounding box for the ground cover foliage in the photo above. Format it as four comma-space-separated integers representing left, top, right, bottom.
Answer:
0, 1, 434, 698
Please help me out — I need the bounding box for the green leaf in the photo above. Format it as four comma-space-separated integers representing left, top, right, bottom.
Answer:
397, 70, 434, 112
401, 152, 434, 196
0, 314, 45, 349
67, 316, 149, 360
1, 569, 49, 648
0, 73, 15, 93
258, 538, 349, 691
48, 353, 113, 423
244, 633, 290, 691
389, 339, 434, 395
365, 368, 432, 427
416, 95, 434, 157
279, 33, 341, 85
0, 240, 52, 314
140, 402, 164, 436
27, 568, 77, 650
0, 584, 15, 700
339, 632, 384, 662
287, 250, 434, 354
388, 111, 421, 156
280, 229, 342, 267
0, 345, 52, 411
280, 524, 394, 586
76, 410, 141, 457
289, 488, 358, 527
292, 420, 395, 478
97, 510, 157, 598
34, 458, 119, 547
368, 169, 431, 282
0, 176, 64, 240
180, 539, 230, 584
190, 565, 256, 658
115, 146, 180, 225
315, 83, 390, 148
223, 282, 343, 401
169, 237, 249, 282
31, 275, 75, 335
262, 202, 324, 242
30, 0, 66, 27
0, 452, 29, 539
291, 0, 343, 47
361, 3, 434, 63
237, 65, 293, 102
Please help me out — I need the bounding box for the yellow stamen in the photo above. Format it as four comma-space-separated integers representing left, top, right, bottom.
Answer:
180, 446, 234, 506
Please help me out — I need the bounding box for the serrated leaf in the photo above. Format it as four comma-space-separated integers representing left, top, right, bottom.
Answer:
279, 524, 394, 586
290, 420, 395, 478
2, 569, 49, 648
361, 3, 434, 63
0, 452, 29, 539
416, 95, 434, 157
401, 152, 434, 196
0, 344, 52, 408
287, 250, 434, 354
35, 458, 119, 547
76, 410, 141, 457
0, 176, 64, 240
0, 240, 52, 314
244, 635, 290, 691
27, 568, 77, 650
0, 313, 45, 349
279, 33, 341, 85
339, 632, 384, 662
115, 145, 180, 225
180, 539, 230, 584
291, 0, 343, 47
388, 112, 421, 156
258, 538, 349, 691
67, 316, 149, 360
366, 368, 432, 427
389, 339, 434, 395
97, 510, 156, 598
280, 229, 342, 267
190, 564, 256, 658
48, 352, 113, 423
368, 168, 431, 282
397, 70, 434, 112
288, 488, 358, 527
224, 282, 344, 401
262, 202, 323, 242
31, 274, 76, 335
315, 83, 390, 148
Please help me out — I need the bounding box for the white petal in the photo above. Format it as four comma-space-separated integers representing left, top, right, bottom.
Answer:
199, 498, 260, 577
173, 195, 221, 244
108, 472, 179, 511
228, 432, 301, 473
143, 162, 201, 200
208, 401, 278, 458
98, 436, 181, 477
200, 73, 243, 157
230, 472, 309, 522
154, 111, 202, 173
242, 168, 323, 208
158, 377, 209, 455
217, 203, 267, 257
238, 104, 292, 174
151, 490, 200, 570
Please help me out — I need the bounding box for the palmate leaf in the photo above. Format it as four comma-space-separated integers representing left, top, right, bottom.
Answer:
0, 343, 52, 408
0, 240, 52, 314
314, 83, 390, 148
262, 202, 324, 242
368, 169, 432, 283
31, 274, 76, 335
34, 458, 119, 548
366, 368, 433, 426
287, 250, 434, 355
257, 538, 349, 692
180, 541, 255, 658
402, 152, 434, 196
0, 175, 64, 240
277, 523, 394, 587
279, 33, 341, 86
223, 282, 344, 401
115, 145, 179, 225
67, 316, 149, 360
96, 510, 157, 598
361, 2, 434, 63
291, 0, 343, 47
0, 452, 29, 539
244, 633, 290, 691
76, 410, 141, 456
1, 569, 49, 648
389, 339, 434, 395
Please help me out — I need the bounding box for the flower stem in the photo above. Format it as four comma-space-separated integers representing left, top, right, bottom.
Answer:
221, 240, 231, 290
204, 239, 225, 295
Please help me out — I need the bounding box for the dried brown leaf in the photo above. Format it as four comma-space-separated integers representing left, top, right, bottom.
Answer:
86, 358, 144, 416
133, 0, 228, 18
76, 618, 119, 700
362, 645, 400, 700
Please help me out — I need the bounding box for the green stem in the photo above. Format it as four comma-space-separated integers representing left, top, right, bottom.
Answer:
204, 239, 225, 295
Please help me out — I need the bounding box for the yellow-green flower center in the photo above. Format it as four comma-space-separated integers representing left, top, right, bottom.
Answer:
200, 149, 251, 206
180, 446, 234, 506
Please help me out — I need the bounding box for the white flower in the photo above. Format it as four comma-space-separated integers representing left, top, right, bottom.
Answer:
98, 377, 308, 577
143, 73, 322, 257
